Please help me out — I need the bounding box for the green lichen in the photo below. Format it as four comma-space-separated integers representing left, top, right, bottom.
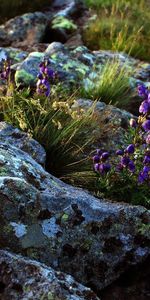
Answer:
52, 16, 77, 31
0, 167, 8, 176
61, 213, 69, 222
15, 69, 35, 86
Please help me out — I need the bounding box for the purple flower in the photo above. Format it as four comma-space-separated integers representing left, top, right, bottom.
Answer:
148, 92, 150, 103
143, 166, 150, 173
45, 67, 55, 79
116, 149, 124, 155
128, 160, 135, 172
138, 84, 148, 98
0, 59, 11, 80
143, 155, 150, 164
146, 134, 150, 144
142, 120, 150, 132
94, 163, 99, 172
116, 163, 124, 171
96, 149, 103, 156
93, 155, 100, 163
101, 152, 109, 160
99, 163, 111, 174
121, 156, 130, 167
126, 144, 135, 154
129, 118, 137, 128
138, 166, 150, 184
37, 72, 43, 80
138, 171, 147, 183
139, 100, 150, 114
103, 163, 111, 172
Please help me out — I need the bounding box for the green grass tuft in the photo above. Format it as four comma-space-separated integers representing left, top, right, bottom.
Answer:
0, 88, 95, 180
80, 60, 132, 107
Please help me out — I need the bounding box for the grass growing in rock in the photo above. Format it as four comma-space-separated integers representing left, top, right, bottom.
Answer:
0, 86, 95, 180
80, 60, 132, 107
83, 0, 150, 61
0, 58, 149, 208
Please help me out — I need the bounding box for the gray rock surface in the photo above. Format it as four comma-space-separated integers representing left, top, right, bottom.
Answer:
0, 122, 46, 166
0, 12, 51, 47
0, 250, 99, 300
72, 98, 135, 151
0, 123, 149, 291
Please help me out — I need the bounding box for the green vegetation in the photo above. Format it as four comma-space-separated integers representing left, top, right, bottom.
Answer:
83, 0, 150, 61
0, 87, 95, 179
0, 0, 51, 22
80, 60, 132, 107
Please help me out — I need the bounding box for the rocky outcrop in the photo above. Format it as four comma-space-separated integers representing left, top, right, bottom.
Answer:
0, 122, 149, 292
0, 250, 99, 300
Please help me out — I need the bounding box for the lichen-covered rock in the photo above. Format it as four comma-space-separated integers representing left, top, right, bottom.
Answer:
0, 250, 99, 300
0, 47, 28, 65
0, 12, 51, 47
13, 43, 149, 97
0, 122, 46, 166
72, 99, 135, 151
0, 131, 149, 291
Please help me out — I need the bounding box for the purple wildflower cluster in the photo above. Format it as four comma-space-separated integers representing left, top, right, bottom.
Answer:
93, 84, 150, 185
0, 59, 11, 80
36, 59, 55, 97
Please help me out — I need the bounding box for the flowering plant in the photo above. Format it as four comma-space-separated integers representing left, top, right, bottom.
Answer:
93, 84, 150, 207
0, 58, 11, 81
36, 58, 56, 97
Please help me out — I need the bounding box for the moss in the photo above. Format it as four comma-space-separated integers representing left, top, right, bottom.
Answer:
15, 69, 35, 86
52, 16, 77, 32
61, 213, 69, 222
47, 292, 55, 300
0, 167, 8, 176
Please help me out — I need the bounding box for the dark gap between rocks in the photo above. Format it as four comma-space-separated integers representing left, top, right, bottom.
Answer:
98, 255, 150, 300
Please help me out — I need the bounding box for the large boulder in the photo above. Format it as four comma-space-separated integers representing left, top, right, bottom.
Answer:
0, 122, 149, 292
0, 250, 99, 300
0, 12, 51, 48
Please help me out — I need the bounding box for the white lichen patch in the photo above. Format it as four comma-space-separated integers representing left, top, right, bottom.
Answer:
10, 222, 27, 238
42, 217, 61, 238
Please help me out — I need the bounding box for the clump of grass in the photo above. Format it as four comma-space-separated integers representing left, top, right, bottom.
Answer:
0, 88, 96, 180
80, 60, 132, 107
83, 0, 150, 61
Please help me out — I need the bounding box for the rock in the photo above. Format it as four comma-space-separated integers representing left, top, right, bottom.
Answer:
42, 16, 77, 44
0, 122, 46, 166
0, 250, 99, 300
0, 47, 28, 65
0, 12, 51, 47
0, 126, 149, 291
52, 0, 85, 18
72, 99, 135, 151
13, 43, 149, 99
